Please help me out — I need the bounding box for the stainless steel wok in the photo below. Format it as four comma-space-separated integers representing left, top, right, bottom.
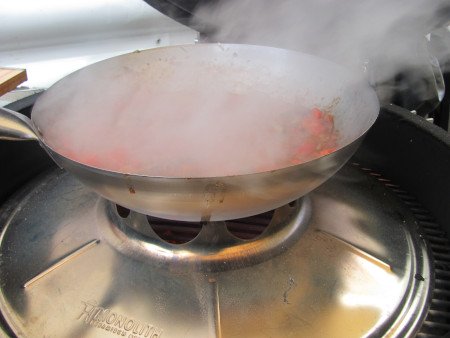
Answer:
0, 44, 379, 221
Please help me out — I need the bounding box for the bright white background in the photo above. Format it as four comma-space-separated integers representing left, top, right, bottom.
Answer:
0, 0, 197, 91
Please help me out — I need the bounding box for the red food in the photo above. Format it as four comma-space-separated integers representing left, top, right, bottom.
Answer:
287, 107, 337, 165
59, 104, 338, 176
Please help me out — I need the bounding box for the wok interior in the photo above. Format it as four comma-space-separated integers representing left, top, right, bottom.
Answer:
31, 44, 379, 178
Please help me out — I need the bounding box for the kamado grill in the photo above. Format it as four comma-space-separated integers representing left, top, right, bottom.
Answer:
1, 4, 450, 338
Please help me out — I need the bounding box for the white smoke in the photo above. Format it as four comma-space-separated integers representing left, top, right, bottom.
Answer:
32, 44, 376, 177
31, 0, 450, 177
192, 0, 450, 109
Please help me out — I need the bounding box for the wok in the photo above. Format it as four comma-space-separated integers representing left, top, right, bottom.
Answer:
0, 44, 379, 221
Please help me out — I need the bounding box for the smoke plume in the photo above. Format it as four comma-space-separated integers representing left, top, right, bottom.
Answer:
192, 0, 450, 110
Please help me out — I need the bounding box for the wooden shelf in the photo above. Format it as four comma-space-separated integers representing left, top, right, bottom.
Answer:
0, 68, 27, 96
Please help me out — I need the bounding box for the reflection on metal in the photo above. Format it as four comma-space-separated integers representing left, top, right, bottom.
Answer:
316, 230, 392, 272
99, 197, 310, 272
209, 277, 222, 338
23, 239, 100, 288
0, 166, 432, 337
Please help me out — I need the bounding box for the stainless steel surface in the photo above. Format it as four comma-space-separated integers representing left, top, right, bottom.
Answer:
0, 44, 380, 221
48, 142, 361, 221
0, 106, 38, 141
99, 198, 310, 271
0, 165, 430, 337
23, 239, 100, 288
0, 329, 8, 338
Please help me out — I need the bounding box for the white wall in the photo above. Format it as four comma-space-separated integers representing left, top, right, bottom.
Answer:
0, 0, 198, 88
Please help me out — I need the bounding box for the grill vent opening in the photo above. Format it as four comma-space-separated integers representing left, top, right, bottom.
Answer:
116, 205, 130, 218
147, 216, 203, 244
115, 204, 273, 245
148, 211, 273, 244
225, 211, 273, 240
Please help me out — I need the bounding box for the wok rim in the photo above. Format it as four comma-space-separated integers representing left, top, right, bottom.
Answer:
32, 43, 380, 180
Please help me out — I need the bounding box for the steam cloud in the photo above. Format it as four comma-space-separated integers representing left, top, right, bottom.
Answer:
32, 44, 377, 177
192, 0, 450, 109
32, 1, 450, 178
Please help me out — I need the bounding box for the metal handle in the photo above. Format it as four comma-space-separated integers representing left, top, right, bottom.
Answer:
0, 106, 38, 141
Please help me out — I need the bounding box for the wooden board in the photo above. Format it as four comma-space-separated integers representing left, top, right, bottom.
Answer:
0, 68, 27, 97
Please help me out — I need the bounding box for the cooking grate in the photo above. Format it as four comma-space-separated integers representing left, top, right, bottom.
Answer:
354, 163, 450, 337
